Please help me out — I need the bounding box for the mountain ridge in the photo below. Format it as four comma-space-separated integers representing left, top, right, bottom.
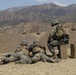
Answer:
0, 3, 76, 26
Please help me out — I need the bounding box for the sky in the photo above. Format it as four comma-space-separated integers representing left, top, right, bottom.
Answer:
0, 0, 76, 10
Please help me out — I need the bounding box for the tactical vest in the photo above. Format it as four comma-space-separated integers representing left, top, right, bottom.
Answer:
17, 46, 30, 56
56, 25, 66, 38
21, 49, 30, 56
32, 46, 45, 54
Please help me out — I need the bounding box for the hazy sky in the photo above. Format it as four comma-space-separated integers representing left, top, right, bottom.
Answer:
0, 0, 76, 10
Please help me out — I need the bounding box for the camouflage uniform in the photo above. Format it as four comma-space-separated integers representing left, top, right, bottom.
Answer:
0, 52, 23, 64
0, 51, 32, 64
0, 41, 32, 64
19, 40, 30, 56
47, 20, 69, 58
16, 46, 30, 56
15, 41, 32, 64
31, 53, 60, 63
29, 41, 59, 63
15, 54, 32, 64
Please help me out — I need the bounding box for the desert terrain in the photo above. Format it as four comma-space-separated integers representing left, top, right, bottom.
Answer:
0, 3, 76, 75
0, 58, 76, 75
0, 22, 76, 75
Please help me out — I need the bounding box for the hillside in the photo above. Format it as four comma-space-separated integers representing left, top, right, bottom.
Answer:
0, 3, 76, 26
0, 22, 74, 53
0, 3, 76, 75
0, 3, 76, 53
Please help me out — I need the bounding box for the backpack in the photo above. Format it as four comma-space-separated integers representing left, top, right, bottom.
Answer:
56, 25, 69, 44
56, 25, 67, 38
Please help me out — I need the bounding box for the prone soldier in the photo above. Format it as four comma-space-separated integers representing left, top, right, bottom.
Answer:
0, 41, 32, 64
29, 41, 60, 63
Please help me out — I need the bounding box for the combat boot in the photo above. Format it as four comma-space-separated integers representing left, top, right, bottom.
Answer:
52, 52, 58, 59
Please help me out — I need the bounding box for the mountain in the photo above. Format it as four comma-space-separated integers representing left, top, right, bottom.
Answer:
0, 3, 76, 53
0, 3, 76, 26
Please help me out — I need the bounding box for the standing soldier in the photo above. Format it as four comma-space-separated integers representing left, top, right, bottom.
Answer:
47, 20, 69, 59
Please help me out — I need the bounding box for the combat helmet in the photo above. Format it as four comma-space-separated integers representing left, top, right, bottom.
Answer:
33, 41, 41, 46
20, 40, 28, 46
51, 20, 59, 26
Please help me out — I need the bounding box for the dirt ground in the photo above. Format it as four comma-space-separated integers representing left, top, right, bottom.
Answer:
0, 48, 76, 75
0, 25, 76, 75
0, 58, 76, 75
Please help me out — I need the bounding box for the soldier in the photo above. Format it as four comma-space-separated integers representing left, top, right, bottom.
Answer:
14, 41, 32, 64
47, 20, 69, 59
29, 41, 60, 63
15, 54, 32, 64
16, 40, 30, 56
0, 51, 32, 64
15, 41, 32, 64
0, 41, 32, 64
29, 41, 46, 55
0, 51, 24, 64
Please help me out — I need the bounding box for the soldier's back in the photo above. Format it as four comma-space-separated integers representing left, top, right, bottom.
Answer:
21, 46, 29, 56
16, 46, 30, 56
56, 25, 66, 38
32, 46, 45, 54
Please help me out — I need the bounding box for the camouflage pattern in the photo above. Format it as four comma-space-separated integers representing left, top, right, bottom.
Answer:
19, 41, 30, 56
0, 51, 31, 64
20, 40, 28, 46
0, 52, 23, 64
0, 57, 10, 64
31, 53, 60, 63
29, 41, 60, 63
29, 41, 46, 55
47, 40, 59, 58
51, 20, 59, 27
15, 55, 32, 64
0, 55, 17, 64
47, 20, 69, 58
47, 40, 59, 52
48, 25, 66, 40
33, 41, 40, 45
47, 20, 68, 58
16, 46, 30, 56
32, 46, 46, 54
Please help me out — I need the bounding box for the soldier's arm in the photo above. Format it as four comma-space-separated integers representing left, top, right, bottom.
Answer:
47, 27, 56, 43
51, 26, 57, 37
